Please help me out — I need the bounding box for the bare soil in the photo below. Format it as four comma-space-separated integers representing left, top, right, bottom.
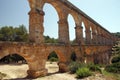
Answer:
0, 62, 76, 80
0, 62, 116, 80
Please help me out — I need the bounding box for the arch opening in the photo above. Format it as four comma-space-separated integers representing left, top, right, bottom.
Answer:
70, 52, 77, 61
43, 3, 59, 43
68, 14, 76, 44
90, 27, 93, 40
46, 51, 59, 74
0, 54, 28, 79
82, 22, 86, 42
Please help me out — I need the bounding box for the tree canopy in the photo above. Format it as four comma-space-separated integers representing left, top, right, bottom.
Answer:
112, 32, 120, 38
0, 25, 59, 43
0, 25, 28, 42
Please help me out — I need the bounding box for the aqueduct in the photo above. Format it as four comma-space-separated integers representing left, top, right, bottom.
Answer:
0, 0, 118, 78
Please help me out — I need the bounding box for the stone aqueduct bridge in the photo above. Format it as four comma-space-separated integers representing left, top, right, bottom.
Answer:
0, 0, 118, 78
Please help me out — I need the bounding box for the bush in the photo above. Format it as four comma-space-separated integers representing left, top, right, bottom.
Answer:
76, 67, 92, 78
49, 57, 58, 62
105, 62, 120, 73
112, 56, 120, 63
87, 63, 102, 73
69, 62, 86, 74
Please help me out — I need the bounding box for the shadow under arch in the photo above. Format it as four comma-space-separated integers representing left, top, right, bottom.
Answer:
0, 53, 29, 79
45, 50, 67, 63
70, 51, 77, 61
0, 54, 26, 64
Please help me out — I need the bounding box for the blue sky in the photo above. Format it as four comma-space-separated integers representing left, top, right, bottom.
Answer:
0, 0, 120, 40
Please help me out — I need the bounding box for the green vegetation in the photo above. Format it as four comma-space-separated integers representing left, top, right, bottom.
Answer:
69, 62, 94, 79
105, 62, 120, 73
87, 63, 102, 73
69, 62, 83, 74
49, 57, 58, 62
112, 32, 120, 38
44, 36, 58, 43
105, 41, 120, 74
103, 41, 120, 80
48, 51, 58, 62
76, 67, 92, 78
102, 70, 120, 80
69, 61, 119, 79
0, 25, 28, 42
111, 56, 120, 63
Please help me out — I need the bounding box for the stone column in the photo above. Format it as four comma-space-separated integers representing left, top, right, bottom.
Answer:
101, 33, 104, 45
58, 19, 69, 44
92, 31, 97, 44
97, 31, 102, 44
85, 29, 91, 44
58, 62, 69, 72
27, 69, 47, 78
75, 25, 84, 45
27, 58, 48, 78
29, 9, 44, 43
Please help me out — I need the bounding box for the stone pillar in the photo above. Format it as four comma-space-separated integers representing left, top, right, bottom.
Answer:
97, 31, 102, 44
27, 69, 47, 78
29, 9, 44, 43
85, 29, 91, 44
92, 31, 97, 44
75, 25, 84, 45
58, 62, 69, 72
27, 59, 48, 78
101, 34, 104, 45
58, 19, 69, 44
86, 55, 94, 63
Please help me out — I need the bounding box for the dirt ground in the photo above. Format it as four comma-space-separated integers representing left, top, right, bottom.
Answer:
0, 62, 76, 80
0, 62, 115, 80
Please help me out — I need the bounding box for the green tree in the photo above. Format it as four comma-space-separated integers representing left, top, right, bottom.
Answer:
44, 35, 58, 43
14, 25, 28, 42
0, 26, 14, 41
0, 25, 28, 42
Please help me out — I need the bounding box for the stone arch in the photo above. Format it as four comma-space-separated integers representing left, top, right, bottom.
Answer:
69, 11, 82, 25
2, 52, 31, 66
45, 49, 68, 72
45, 50, 67, 63
0, 48, 46, 78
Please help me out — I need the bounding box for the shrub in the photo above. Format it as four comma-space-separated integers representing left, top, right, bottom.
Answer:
49, 57, 58, 62
76, 67, 92, 78
69, 62, 86, 74
112, 56, 120, 63
105, 62, 120, 73
87, 63, 102, 73
48, 51, 58, 60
